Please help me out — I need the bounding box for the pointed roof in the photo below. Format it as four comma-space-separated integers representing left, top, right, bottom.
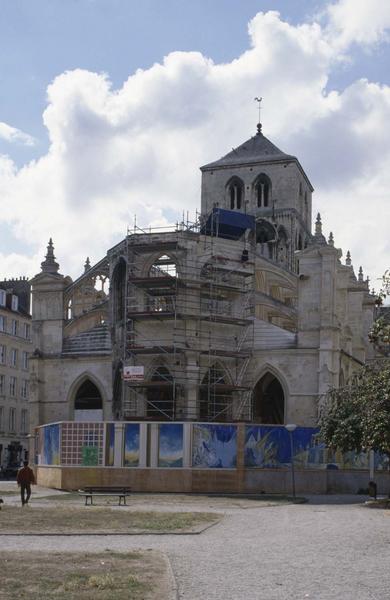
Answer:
201, 124, 296, 170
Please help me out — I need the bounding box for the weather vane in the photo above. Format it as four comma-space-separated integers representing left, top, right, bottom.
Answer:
254, 96, 263, 124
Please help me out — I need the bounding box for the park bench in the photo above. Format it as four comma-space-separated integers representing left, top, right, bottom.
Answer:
78, 486, 131, 506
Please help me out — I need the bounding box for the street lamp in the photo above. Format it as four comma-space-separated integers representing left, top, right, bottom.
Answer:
285, 423, 297, 499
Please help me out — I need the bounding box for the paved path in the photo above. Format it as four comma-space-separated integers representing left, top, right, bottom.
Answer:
2, 495, 389, 599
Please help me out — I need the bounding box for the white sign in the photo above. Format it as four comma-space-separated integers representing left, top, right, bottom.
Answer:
123, 366, 144, 381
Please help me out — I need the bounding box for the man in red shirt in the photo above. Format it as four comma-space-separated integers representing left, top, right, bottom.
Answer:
16, 461, 36, 506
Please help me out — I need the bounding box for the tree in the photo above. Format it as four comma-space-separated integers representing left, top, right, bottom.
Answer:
369, 269, 390, 348
319, 362, 390, 460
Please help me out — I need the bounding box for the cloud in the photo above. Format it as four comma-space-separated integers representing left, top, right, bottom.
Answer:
325, 0, 390, 47
0, 122, 35, 146
0, 0, 389, 287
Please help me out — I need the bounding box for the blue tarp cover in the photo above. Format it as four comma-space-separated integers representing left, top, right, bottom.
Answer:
201, 208, 255, 240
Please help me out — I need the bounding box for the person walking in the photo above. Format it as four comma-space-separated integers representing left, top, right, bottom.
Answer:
16, 461, 36, 506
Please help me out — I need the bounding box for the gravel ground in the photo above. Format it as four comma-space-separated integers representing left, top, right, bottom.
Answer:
1, 494, 389, 600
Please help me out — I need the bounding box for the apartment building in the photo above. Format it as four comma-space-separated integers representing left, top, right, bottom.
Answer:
0, 278, 31, 472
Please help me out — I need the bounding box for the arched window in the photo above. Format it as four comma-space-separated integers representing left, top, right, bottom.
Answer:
149, 255, 177, 278
66, 299, 73, 321
226, 177, 244, 210
253, 372, 284, 424
112, 258, 126, 322
74, 379, 103, 421
256, 219, 277, 260
255, 174, 272, 208
199, 364, 232, 422
147, 366, 174, 420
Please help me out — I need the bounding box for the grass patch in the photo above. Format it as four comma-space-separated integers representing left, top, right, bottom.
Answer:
0, 505, 220, 533
0, 550, 168, 599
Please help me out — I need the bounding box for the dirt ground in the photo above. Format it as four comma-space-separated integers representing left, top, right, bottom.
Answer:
0, 550, 173, 600
0, 504, 219, 534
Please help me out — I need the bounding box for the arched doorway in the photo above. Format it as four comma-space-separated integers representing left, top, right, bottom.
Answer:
253, 372, 284, 424
147, 367, 174, 420
199, 364, 232, 422
74, 379, 103, 422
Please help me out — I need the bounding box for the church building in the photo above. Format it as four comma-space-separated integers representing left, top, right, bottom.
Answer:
29, 122, 375, 436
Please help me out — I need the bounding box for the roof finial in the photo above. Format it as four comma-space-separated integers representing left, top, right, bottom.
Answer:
358, 266, 364, 283
84, 257, 91, 273
345, 250, 351, 266
328, 231, 334, 246
41, 238, 59, 274
313, 213, 327, 246
315, 213, 322, 235
254, 96, 263, 134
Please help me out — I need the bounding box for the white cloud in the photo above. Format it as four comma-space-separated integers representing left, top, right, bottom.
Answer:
325, 0, 390, 47
0, 122, 35, 146
0, 0, 389, 287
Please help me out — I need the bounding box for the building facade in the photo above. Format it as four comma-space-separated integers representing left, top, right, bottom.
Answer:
0, 278, 31, 471
29, 125, 376, 435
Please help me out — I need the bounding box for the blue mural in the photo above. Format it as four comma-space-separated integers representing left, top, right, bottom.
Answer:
192, 424, 237, 468
245, 426, 325, 469
124, 423, 140, 467
158, 424, 183, 467
106, 423, 115, 466
42, 424, 60, 465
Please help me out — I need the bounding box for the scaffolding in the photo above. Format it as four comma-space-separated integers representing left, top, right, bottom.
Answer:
120, 210, 255, 422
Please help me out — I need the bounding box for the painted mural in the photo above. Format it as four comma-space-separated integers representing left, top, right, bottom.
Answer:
244, 426, 389, 470
245, 426, 326, 469
124, 423, 140, 467
42, 424, 60, 465
192, 424, 237, 468
81, 446, 99, 466
106, 423, 115, 467
158, 424, 183, 467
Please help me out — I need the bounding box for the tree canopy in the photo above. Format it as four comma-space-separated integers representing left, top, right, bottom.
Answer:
319, 362, 390, 457
369, 269, 390, 348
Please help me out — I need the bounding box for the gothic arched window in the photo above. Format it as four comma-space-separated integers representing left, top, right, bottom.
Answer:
253, 372, 284, 424
255, 174, 272, 208
74, 380, 103, 411
226, 177, 244, 210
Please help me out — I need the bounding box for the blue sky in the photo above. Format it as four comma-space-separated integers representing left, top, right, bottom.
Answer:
0, 0, 389, 287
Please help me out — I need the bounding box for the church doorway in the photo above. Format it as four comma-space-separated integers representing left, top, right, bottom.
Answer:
252, 372, 284, 424
74, 379, 103, 421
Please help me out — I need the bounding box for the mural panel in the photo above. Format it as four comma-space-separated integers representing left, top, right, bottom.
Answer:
42, 424, 60, 465
105, 423, 115, 466
158, 424, 183, 467
192, 424, 237, 468
245, 426, 325, 469
124, 423, 140, 467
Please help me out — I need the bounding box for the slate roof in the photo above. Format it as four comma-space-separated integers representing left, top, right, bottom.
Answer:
201, 126, 296, 170
62, 324, 111, 356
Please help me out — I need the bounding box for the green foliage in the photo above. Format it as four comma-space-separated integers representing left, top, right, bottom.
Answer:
370, 269, 390, 347
319, 362, 390, 456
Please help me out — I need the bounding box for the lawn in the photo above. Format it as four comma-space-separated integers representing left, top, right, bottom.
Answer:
0, 505, 220, 534
0, 550, 171, 600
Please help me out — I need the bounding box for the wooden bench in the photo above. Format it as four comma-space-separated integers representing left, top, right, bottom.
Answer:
78, 486, 131, 506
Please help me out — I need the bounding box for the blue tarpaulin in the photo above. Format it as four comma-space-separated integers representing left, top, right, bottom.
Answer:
201, 208, 255, 240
